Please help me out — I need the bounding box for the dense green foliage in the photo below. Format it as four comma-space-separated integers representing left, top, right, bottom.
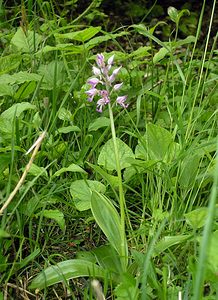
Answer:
0, 1, 217, 299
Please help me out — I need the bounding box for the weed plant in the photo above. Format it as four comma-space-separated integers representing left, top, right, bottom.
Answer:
0, 0, 217, 299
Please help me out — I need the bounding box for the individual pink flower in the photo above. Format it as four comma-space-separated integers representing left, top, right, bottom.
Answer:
96, 53, 105, 68
113, 82, 123, 91
96, 97, 109, 113
116, 95, 128, 108
85, 88, 98, 102
109, 66, 122, 83
87, 78, 100, 88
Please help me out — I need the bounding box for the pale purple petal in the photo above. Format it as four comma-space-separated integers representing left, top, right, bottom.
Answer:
108, 66, 122, 83
96, 53, 105, 67
85, 88, 98, 96
87, 78, 100, 87
113, 82, 123, 91
107, 54, 114, 66
116, 95, 128, 108
92, 66, 101, 76
96, 98, 107, 112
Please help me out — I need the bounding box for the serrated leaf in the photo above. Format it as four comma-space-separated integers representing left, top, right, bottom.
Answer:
10, 27, 42, 53
53, 163, 87, 177
0, 54, 22, 75
70, 180, 106, 211
98, 138, 134, 171
29, 259, 106, 290
88, 117, 110, 131
0, 72, 42, 85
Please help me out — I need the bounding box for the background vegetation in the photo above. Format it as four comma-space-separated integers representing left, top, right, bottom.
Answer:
0, 0, 217, 299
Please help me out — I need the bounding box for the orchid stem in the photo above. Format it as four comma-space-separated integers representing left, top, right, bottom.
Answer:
108, 102, 127, 270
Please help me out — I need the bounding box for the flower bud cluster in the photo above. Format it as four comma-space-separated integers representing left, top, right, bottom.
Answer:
86, 53, 128, 112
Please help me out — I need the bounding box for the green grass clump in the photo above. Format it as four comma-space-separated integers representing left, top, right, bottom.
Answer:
0, 1, 217, 299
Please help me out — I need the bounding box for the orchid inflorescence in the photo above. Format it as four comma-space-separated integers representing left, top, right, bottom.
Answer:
86, 53, 128, 113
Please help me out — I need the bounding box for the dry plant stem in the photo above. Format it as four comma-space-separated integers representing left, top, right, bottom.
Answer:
91, 280, 106, 300
0, 131, 46, 215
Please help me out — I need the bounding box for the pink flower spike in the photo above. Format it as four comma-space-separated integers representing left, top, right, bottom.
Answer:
116, 95, 128, 108
87, 78, 99, 87
96, 53, 105, 67
113, 82, 123, 91
107, 54, 114, 66
96, 98, 107, 113
92, 66, 101, 76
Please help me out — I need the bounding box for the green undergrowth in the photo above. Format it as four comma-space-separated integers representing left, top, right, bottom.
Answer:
0, 1, 218, 299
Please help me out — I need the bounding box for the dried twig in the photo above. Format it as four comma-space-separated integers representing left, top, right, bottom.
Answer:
0, 131, 46, 215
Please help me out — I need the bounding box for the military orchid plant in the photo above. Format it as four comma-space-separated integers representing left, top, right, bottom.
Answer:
86, 53, 128, 112
86, 53, 128, 269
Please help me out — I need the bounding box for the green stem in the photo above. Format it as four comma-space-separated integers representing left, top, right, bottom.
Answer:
108, 102, 127, 270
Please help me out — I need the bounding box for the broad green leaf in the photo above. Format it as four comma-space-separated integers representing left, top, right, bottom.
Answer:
154, 235, 191, 256
55, 126, 81, 134
153, 47, 169, 64
14, 81, 37, 100
29, 259, 106, 290
87, 163, 119, 189
0, 72, 42, 85
205, 231, 218, 281
58, 107, 72, 121
0, 54, 22, 75
28, 163, 48, 178
91, 191, 128, 266
10, 27, 42, 53
115, 274, 139, 300
98, 138, 134, 171
179, 154, 200, 188
135, 124, 180, 162
1, 102, 36, 120
53, 163, 87, 177
36, 209, 65, 231
54, 26, 101, 42
167, 6, 179, 23
36, 44, 84, 55
185, 207, 218, 229
85, 32, 129, 49
128, 46, 151, 59
88, 117, 110, 131
0, 83, 14, 96
70, 180, 106, 211
92, 245, 122, 275
38, 61, 66, 90
168, 6, 190, 24
0, 229, 10, 238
